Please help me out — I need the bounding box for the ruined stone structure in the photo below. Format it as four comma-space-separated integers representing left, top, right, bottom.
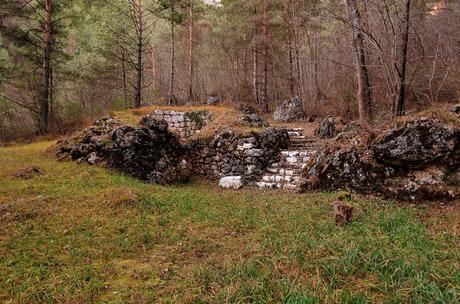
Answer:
152, 109, 211, 142
57, 107, 460, 201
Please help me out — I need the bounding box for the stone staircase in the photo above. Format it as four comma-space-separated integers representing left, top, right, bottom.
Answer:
256, 128, 324, 190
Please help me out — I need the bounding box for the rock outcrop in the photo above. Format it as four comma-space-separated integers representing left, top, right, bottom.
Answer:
273, 96, 304, 122
301, 116, 460, 201
373, 118, 459, 169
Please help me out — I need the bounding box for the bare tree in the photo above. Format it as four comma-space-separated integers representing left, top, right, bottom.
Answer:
39, 0, 53, 134
345, 0, 373, 124
134, 0, 143, 108
395, 0, 412, 116
188, 0, 194, 102
261, 0, 269, 112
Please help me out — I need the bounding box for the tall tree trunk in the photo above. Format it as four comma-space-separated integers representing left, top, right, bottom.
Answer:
151, 41, 157, 92
346, 0, 373, 124
188, 0, 194, 102
396, 0, 411, 116
243, 34, 248, 83
121, 44, 128, 109
39, 0, 52, 135
288, 32, 295, 97
169, 0, 176, 105
252, 5, 259, 105
134, 0, 143, 108
261, 0, 269, 112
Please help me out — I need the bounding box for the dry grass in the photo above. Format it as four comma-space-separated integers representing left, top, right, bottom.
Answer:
0, 141, 459, 303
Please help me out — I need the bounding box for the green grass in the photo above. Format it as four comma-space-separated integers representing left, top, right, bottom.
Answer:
0, 142, 459, 303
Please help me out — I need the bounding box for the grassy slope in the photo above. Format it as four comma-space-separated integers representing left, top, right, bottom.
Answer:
0, 142, 459, 304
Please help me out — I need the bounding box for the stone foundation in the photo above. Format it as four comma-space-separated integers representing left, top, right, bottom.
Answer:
153, 109, 211, 142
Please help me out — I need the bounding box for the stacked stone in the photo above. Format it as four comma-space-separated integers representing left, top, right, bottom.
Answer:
256, 128, 324, 190
190, 128, 289, 183
153, 109, 207, 141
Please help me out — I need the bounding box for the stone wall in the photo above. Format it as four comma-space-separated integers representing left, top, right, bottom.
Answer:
188, 128, 289, 183
153, 109, 211, 142
57, 116, 288, 187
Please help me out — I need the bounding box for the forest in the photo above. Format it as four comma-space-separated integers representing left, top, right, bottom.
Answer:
0, 0, 459, 141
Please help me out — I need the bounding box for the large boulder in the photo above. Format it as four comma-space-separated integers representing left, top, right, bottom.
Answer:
373, 118, 460, 169
273, 96, 304, 122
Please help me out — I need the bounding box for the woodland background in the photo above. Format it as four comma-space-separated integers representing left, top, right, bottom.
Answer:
0, 0, 459, 141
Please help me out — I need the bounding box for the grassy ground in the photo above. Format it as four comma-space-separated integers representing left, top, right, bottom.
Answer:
0, 142, 459, 304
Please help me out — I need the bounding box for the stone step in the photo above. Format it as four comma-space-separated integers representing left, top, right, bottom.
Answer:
257, 181, 300, 190
262, 175, 301, 183
287, 131, 303, 137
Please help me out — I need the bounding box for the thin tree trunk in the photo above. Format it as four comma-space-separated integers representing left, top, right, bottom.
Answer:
261, 0, 269, 112
49, 66, 54, 129
151, 41, 156, 92
39, 0, 52, 134
396, 0, 411, 116
288, 32, 295, 96
243, 34, 248, 83
134, 0, 143, 108
169, 0, 176, 105
253, 5, 259, 105
188, 0, 194, 102
346, 0, 373, 124
121, 44, 128, 109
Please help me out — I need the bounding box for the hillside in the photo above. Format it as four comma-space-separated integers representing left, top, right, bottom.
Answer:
0, 140, 459, 303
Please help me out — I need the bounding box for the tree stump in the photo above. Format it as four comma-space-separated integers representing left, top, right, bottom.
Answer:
332, 201, 353, 225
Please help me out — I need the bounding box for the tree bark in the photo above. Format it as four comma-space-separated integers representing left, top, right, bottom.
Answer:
169, 0, 176, 105
252, 5, 259, 105
188, 0, 194, 102
39, 0, 52, 135
134, 0, 143, 108
346, 0, 373, 124
288, 32, 295, 97
121, 43, 128, 109
261, 0, 269, 112
243, 34, 248, 83
151, 41, 157, 92
396, 0, 411, 116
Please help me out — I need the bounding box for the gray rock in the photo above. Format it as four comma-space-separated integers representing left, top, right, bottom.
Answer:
373, 118, 460, 169
273, 96, 304, 122
219, 176, 244, 189
239, 113, 269, 128
315, 117, 337, 139
207, 95, 220, 105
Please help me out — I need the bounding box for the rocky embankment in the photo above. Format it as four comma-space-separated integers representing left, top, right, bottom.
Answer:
56, 113, 287, 186
301, 111, 460, 201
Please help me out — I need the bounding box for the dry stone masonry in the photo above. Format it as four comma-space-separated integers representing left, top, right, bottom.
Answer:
153, 109, 211, 142
257, 128, 325, 190
57, 106, 459, 201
